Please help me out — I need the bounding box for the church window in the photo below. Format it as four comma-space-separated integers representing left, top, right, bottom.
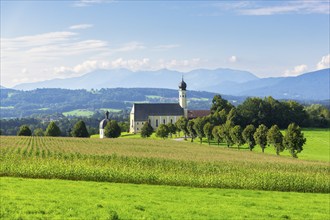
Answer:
137, 122, 139, 125
137, 128, 139, 130
142, 122, 144, 125
163, 119, 166, 124
149, 119, 151, 124
170, 119, 173, 124
156, 119, 158, 127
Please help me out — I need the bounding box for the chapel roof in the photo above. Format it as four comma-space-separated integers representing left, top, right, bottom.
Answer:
188, 110, 211, 119
133, 103, 184, 121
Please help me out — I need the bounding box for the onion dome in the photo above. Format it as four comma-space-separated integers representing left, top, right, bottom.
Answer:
178, 78, 187, 90
100, 111, 110, 129
99, 119, 109, 129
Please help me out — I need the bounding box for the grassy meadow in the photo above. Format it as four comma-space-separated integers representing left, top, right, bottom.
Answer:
1, 177, 329, 220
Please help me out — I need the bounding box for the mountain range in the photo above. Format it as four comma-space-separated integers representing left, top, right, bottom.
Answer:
9, 68, 330, 100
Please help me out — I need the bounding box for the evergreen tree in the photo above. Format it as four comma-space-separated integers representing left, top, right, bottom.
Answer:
17, 125, 32, 136
45, 122, 61, 137
267, 125, 284, 155
156, 124, 169, 139
283, 123, 306, 158
140, 121, 153, 138
71, 120, 89, 138
33, 128, 44, 136
230, 125, 245, 150
203, 122, 214, 145
104, 120, 121, 138
242, 124, 256, 151
254, 124, 268, 153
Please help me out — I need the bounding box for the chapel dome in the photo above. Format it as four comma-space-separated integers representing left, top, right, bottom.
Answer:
178, 78, 187, 90
99, 119, 109, 129
100, 111, 110, 129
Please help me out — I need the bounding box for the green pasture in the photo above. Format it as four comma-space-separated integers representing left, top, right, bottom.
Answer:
196, 128, 329, 162
1, 177, 328, 220
100, 108, 122, 113
62, 109, 94, 117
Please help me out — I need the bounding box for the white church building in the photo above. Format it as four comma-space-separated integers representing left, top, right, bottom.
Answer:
129, 78, 189, 133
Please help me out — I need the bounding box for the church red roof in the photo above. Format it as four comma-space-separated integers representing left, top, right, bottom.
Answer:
188, 110, 211, 119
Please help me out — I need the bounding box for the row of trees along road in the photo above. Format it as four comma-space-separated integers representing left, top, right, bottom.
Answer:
148, 95, 307, 158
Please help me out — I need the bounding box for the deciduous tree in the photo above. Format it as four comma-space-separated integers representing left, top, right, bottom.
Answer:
230, 125, 245, 150
267, 125, 284, 155
193, 117, 206, 144
141, 121, 153, 138
203, 122, 214, 145
254, 124, 268, 153
175, 117, 188, 139
156, 124, 169, 139
242, 124, 256, 151
187, 120, 197, 142
283, 123, 306, 158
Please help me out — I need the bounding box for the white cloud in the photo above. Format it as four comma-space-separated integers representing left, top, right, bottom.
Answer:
228, 55, 237, 63
316, 54, 330, 70
214, 1, 330, 15
53, 58, 203, 76
114, 42, 145, 53
73, 0, 113, 7
284, 64, 308, 76
69, 24, 94, 30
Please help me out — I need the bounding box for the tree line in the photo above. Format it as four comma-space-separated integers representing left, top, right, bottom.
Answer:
141, 95, 311, 158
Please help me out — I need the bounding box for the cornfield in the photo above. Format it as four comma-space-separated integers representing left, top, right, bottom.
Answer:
0, 136, 329, 193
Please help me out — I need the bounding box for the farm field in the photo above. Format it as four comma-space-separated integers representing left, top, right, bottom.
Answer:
1, 177, 329, 220
1, 134, 329, 193
62, 109, 94, 117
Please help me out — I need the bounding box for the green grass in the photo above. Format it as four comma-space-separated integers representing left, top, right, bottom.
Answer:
1, 177, 329, 220
197, 128, 330, 162
1, 136, 329, 193
100, 108, 122, 113
146, 95, 162, 99
62, 109, 94, 117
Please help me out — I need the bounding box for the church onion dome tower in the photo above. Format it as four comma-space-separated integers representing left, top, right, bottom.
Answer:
178, 77, 188, 118
99, 111, 110, 138
178, 78, 187, 91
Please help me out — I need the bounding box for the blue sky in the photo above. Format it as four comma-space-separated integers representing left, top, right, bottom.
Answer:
1, 0, 329, 87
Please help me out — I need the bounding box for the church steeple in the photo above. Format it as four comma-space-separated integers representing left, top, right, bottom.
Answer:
178, 77, 187, 117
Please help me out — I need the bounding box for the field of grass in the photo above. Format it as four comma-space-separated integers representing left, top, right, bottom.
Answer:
100, 108, 122, 113
197, 128, 330, 162
1, 177, 329, 220
62, 109, 94, 117
1, 136, 328, 193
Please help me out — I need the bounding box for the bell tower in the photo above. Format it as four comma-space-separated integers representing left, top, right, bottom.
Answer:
178, 77, 188, 117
